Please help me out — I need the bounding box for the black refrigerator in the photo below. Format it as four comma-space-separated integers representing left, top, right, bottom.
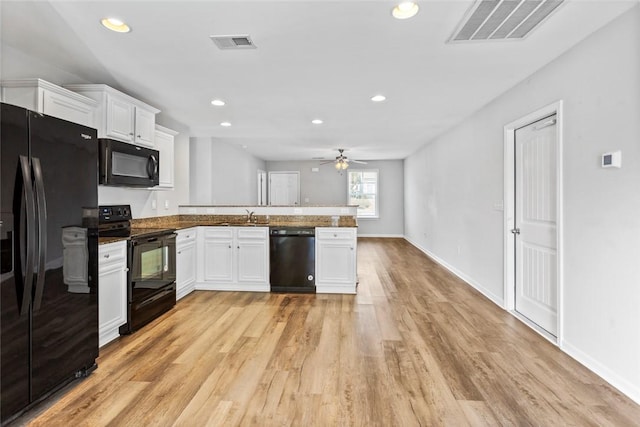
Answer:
1, 103, 99, 424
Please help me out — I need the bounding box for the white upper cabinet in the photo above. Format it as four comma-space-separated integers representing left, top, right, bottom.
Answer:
134, 108, 156, 147
64, 84, 160, 147
154, 125, 178, 189
1, 79, 97, 127
105, 94, 135, 142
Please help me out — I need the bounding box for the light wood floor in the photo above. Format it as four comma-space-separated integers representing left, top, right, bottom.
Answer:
21, 238, 640, 426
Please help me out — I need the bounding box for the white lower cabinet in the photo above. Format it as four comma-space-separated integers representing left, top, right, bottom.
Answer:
315, 227, 357, 294
176, 228, 197, 300
196, 227, 269, 292
98, 240, 128, 348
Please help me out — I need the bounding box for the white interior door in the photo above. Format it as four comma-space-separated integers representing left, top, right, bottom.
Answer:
268, 172, 300, 205
514, 114, 558, 336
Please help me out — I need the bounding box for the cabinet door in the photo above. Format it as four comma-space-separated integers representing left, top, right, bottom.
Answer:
316, 241, 356, 285
203, 237, 234, 283
155, 129, 175, 188
98, 241, 127, 348
42, 90, 95, 127
176, 242, 196, 300
105, 95, 135, 142
98, 263, 127, 346
134, 108, 156, 147
237, 239, 268, 284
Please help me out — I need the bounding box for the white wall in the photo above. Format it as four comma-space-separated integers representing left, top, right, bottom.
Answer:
267, 159, 404, 236
190, 138, 266, 205
404, 6, 640, 402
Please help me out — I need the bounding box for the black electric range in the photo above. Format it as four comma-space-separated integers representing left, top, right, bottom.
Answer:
98, 205, 177, 334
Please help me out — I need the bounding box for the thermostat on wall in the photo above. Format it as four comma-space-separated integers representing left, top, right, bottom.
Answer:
601, 150, 621, 168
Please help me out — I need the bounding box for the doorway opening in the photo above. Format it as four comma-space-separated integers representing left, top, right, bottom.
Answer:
503, 101, 564, 344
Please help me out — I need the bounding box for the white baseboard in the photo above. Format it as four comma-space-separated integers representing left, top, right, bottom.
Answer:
403, 237, 504, 308
561, 340, 640, 405
357, 234, 405, 238
404, 237, 640, 406
316, 283, 356, 294
195, 282, 269, 292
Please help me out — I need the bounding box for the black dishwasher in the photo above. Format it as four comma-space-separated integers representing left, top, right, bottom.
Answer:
269, 227, 316, 293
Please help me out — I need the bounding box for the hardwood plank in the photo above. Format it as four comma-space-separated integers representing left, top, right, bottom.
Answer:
14, 238, 640, 427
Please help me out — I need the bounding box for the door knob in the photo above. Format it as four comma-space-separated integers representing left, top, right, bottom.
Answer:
511, 228, 520, 235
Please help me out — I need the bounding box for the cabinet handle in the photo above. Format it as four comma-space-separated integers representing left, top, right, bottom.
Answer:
137, 134, 141, 138
178, 251, 181, 255
333, 234, 337, 237
228, 245, 232, 249
129, 132, 134, 136
104, 254, 110, 258
186, 235, 190, 238
350, 247, 354, 251
237, 246, 240, 249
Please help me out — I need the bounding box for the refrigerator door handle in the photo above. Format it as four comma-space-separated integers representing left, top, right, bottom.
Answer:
32, 157, 47, 311
18, 155, 36, 315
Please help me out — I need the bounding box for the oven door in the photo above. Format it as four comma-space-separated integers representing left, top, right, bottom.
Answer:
129, 233, 176, 304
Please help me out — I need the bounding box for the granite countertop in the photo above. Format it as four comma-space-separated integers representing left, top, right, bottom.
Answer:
99, 214, 357, 245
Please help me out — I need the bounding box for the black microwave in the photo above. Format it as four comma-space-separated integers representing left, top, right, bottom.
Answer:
99, 139, 159, 187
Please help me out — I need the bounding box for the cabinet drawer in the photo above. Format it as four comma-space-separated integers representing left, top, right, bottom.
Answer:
98, 241, 127, 265
236, 227, 268, 240
176, 228, 197, 244
316, 228, 356, 240
204, 227, 234, 239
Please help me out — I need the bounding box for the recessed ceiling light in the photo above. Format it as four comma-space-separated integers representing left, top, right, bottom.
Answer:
311, 119, 323, 125
211, 99, 225, 106
392, 2, 419, 20
100, 17, 131, 33
220, 122, 231, 127
371, 94, 386, 102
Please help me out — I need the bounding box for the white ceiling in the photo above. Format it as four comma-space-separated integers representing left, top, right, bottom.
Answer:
0, 0, 635, 161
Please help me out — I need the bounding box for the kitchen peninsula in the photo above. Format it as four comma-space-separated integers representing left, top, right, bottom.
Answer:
131, 204, 359, 298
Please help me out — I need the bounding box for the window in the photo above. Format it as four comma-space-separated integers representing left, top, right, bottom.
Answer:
348, 170, 378, 218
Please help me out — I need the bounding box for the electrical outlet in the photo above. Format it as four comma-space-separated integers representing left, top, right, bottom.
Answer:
164, 200, 169, 210
151, 200, 157, 210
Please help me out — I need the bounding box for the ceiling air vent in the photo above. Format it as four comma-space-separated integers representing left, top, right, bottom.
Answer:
210, 34, 257, 50
449, 0, 564, 42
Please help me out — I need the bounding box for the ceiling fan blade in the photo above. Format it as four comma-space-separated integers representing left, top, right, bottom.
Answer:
351, 159, 368, 164
319, 160, 335, 165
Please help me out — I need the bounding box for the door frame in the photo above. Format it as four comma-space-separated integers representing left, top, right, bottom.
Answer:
257, 169, 267, 206
503, 100, 564, 345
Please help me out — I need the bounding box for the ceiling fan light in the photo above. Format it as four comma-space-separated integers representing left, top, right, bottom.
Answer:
335, 161, 342, 170
341, 162, 349, 170
392, 2, 419, 20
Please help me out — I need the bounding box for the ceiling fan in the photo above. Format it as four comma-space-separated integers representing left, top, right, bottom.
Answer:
320, 149, 367, 170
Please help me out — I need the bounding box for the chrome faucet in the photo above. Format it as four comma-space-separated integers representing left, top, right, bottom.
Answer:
246, 209, 255, 223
